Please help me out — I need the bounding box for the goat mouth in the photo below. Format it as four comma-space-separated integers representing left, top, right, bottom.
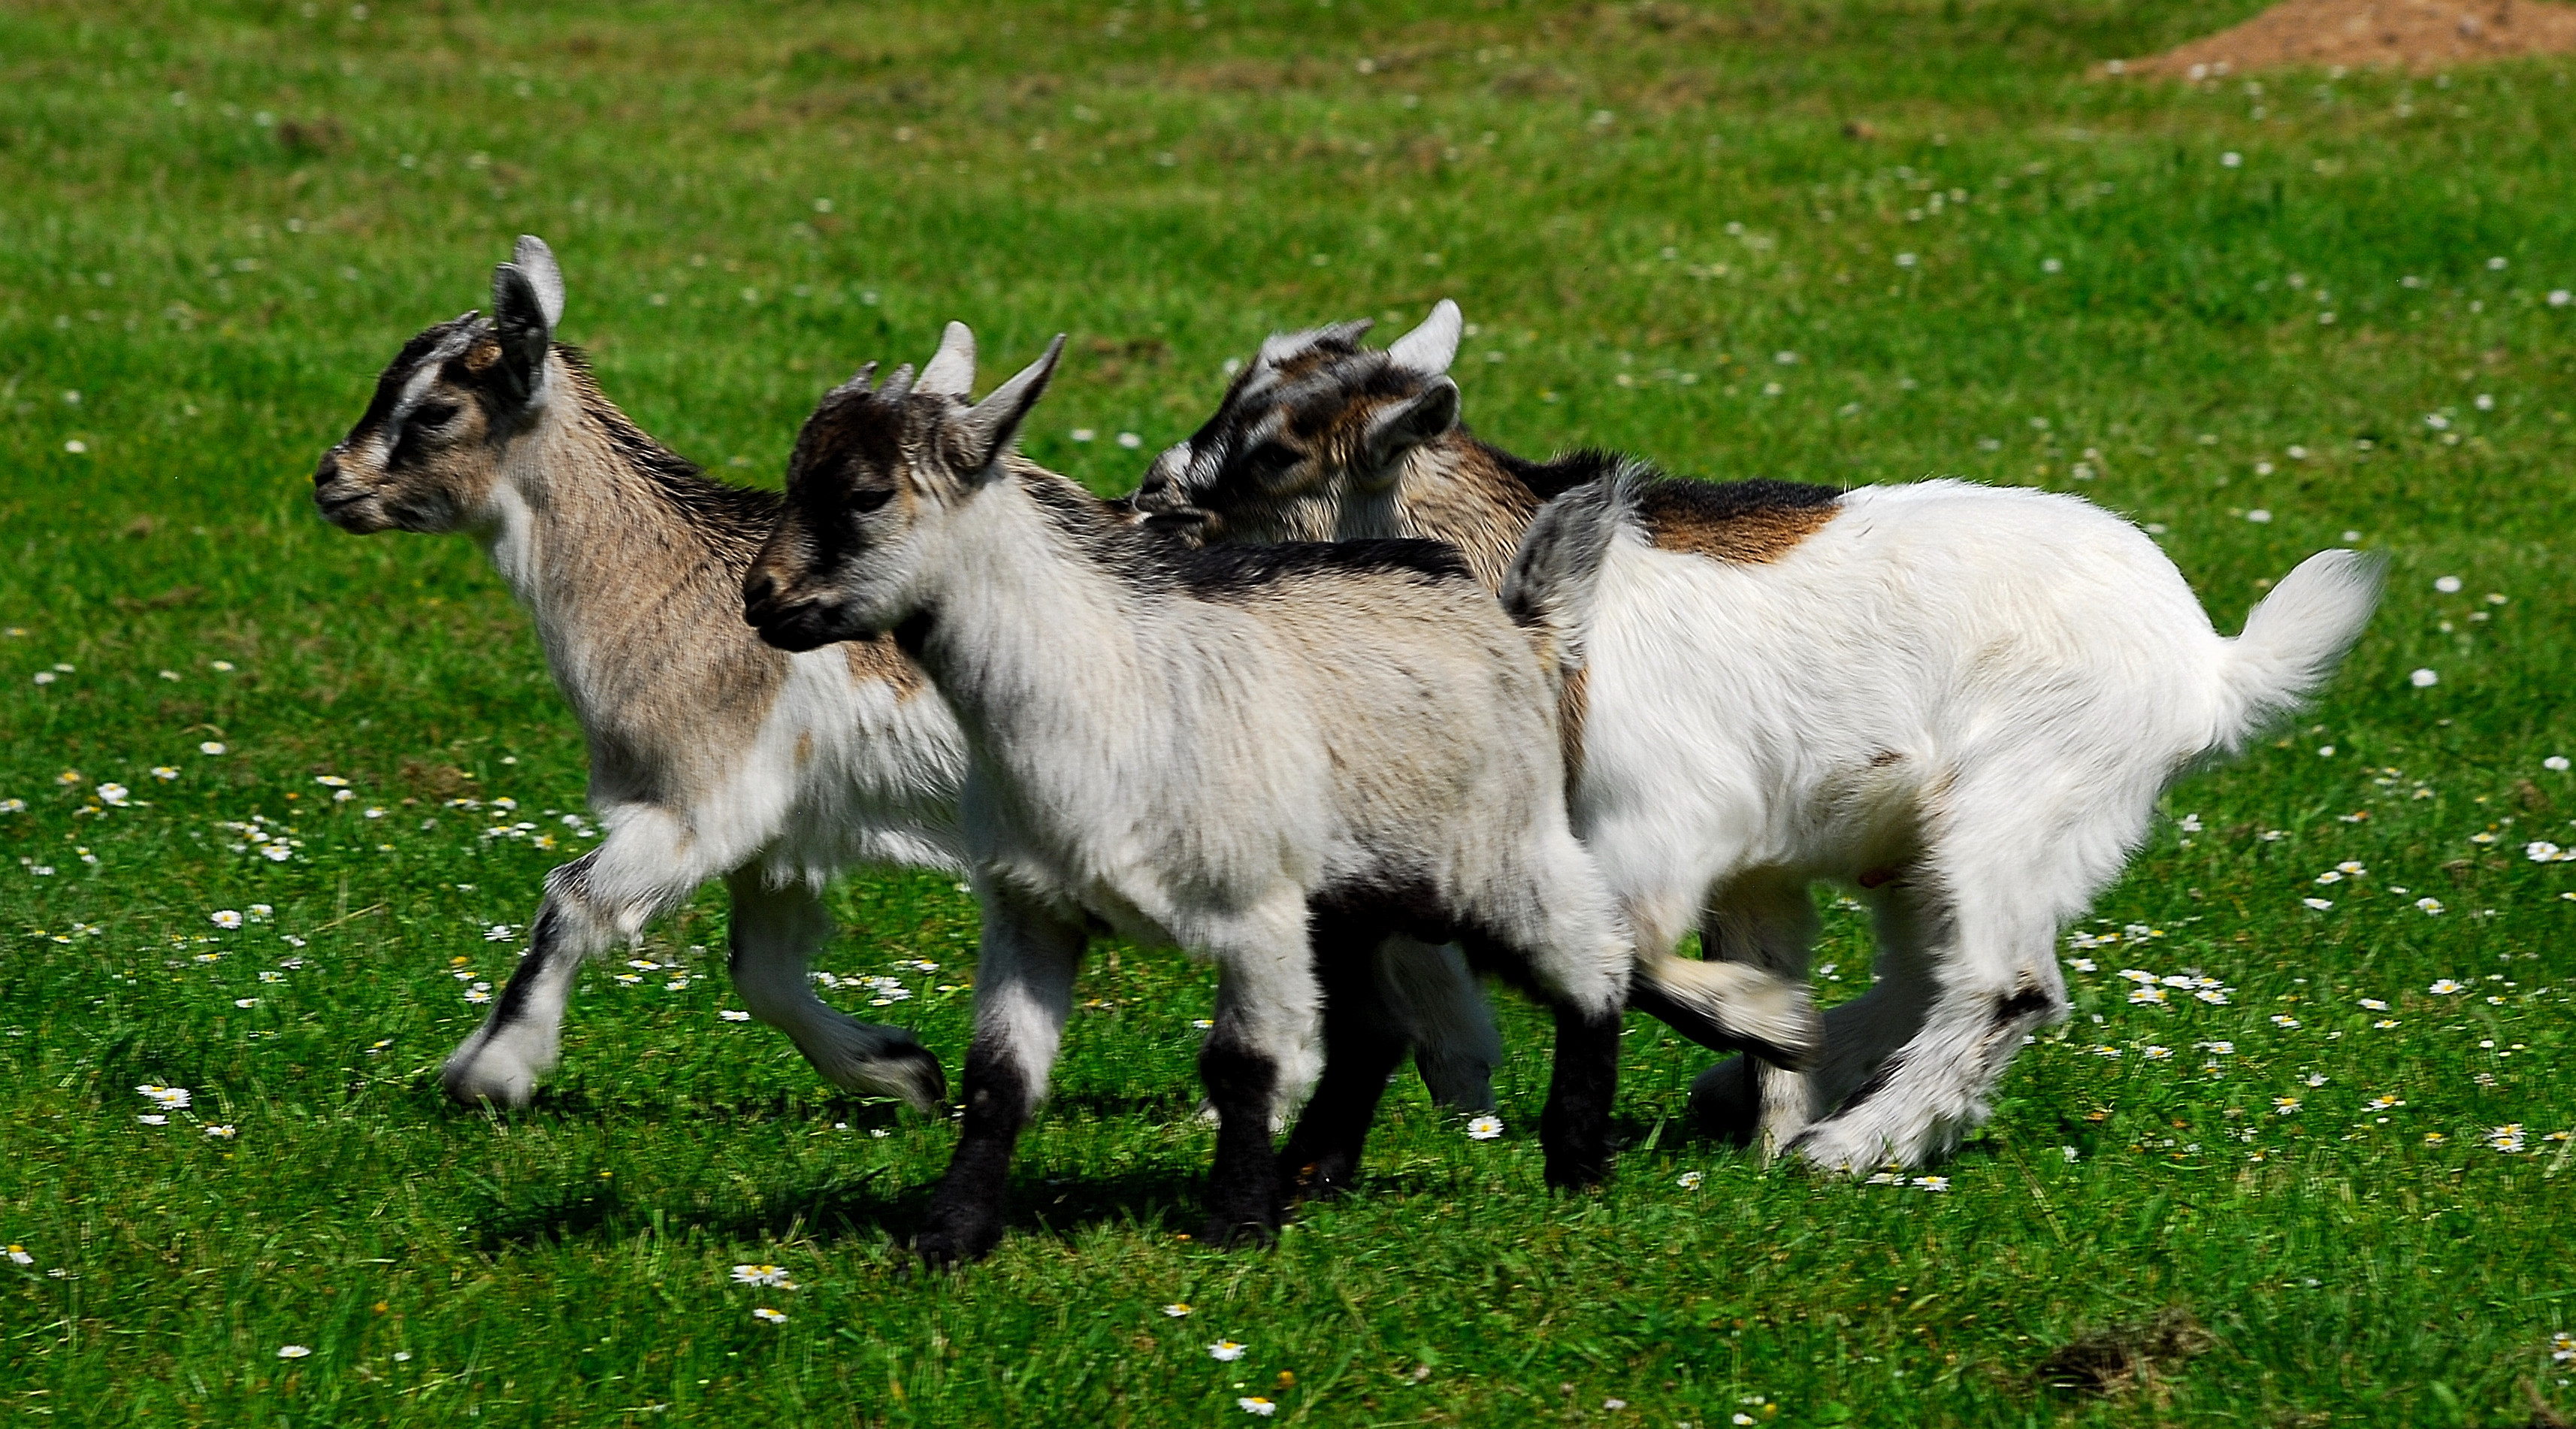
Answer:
745, 601, 868, 653
313, 492, 384, 529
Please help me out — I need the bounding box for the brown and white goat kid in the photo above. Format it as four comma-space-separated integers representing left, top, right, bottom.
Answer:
1132, 301, 2385, 1173
743, 327, 1728, 1263
313, 237, 965, 1111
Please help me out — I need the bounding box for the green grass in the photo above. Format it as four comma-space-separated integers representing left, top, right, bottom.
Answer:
5, 0, 2575, 1422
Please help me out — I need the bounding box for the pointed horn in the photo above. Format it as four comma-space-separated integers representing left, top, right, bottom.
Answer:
919, 321, 977, 398
878, 362, 918, 402
1386, 298, 1462, 376
827, 361, 881, 399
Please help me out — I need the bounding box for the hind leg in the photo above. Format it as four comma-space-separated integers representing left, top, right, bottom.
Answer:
1278, 916, 1414, 1200
726, 870, 945, 1112
1684, 880, 1824, 1157
1789, 859, 2071, 1173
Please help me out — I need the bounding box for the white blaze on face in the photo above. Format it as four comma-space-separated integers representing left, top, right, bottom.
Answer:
370, 324, 479, 466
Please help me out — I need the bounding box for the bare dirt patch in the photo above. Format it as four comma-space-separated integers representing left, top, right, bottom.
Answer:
2106, 0, 2576, 77
2036, 1307, 2219, 1397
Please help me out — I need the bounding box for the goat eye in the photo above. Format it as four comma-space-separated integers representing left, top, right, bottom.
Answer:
413, 401, 461, 429
847, 486, 895, 514
1241, 441, 1300, 477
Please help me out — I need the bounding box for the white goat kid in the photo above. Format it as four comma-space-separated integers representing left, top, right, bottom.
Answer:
1134, 301, 2385, 1173
743, 327, 1655, 1264
314, 236, 962, 1110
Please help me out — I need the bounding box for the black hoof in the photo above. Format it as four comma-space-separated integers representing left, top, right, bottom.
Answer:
912, 1201, 1004, 1268
1277, 1149, 1360, 1205
1543, 1152, 1610, 1193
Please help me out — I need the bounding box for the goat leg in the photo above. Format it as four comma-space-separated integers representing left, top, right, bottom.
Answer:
1538, 1003, 1622, 1190
1277, 930, 1410, 1201
914, 1046, 1029, 1267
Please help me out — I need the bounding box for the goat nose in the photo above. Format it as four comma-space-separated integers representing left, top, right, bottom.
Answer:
742, 570, 777, 610
313, 450, 342, 487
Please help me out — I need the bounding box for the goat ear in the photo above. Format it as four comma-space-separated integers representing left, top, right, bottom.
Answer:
1362, 376, 1460, 478
1385, 298, 1462, 376
953, 335, 1065, 474
919, 321, 976, 398
509, 235, 567, 331
489, 261, 555, 404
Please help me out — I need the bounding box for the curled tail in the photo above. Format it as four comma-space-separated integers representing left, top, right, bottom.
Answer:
2210, 549, 2385, 756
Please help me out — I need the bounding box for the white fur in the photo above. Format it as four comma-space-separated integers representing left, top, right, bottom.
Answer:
1509, 474, 2382, 1170
750, 347, 1644, 1135
919, 477, 1630, 1121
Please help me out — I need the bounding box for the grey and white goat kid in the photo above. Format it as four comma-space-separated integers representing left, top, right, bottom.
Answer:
744, 327, 1683, 1264
1133, 302, 2385, 1173
313, 236, 962, 1111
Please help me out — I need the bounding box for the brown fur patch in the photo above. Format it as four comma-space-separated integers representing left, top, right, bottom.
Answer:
1637, 480, 1841, 565
1556, 663, 1589, 792
1398, 440, 1551, 593
843, 634, 927, 699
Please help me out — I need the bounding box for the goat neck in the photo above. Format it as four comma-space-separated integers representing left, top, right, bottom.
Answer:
896, 461, 1153, 793
482, 357, 800, 793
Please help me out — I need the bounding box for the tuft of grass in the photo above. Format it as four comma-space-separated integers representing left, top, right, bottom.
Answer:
2, 2, 2572, 1424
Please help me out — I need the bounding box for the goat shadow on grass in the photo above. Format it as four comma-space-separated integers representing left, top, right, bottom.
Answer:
470, 1160, 1206, 1254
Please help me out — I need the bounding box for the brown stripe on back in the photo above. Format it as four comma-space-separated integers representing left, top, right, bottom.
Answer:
1557, 662, 1589, 793
1637, 477, 1842, 565
844, 634, 929, 699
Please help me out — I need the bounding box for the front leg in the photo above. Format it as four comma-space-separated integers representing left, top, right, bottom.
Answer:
1538, 1003, 1623, 1189
725, 870, 945, 1111
915, 888, 1085, 1268
1197, 904, 1325, 1247
442, 850, 642, 1107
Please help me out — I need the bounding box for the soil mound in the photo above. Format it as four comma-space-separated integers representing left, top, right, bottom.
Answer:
2107, 0, 2576, 77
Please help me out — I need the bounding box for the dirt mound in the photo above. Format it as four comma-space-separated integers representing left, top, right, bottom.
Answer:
2107, 0, 2576, 77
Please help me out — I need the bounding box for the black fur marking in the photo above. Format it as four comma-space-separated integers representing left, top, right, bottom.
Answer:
1016, 460, 1475, 598
343, 316, 477, 446
1831, 1049, 1911, 1117
1634, 476, 1843, 523
1539, 1004, 1622, 1190
1688, 1055, 1762, 1146
1276, 909, 1413, 1202
1196, 1039, 1283, 1247
1170, 538, 1471, 598
1994, 987, 2057, 1024
890, 610, 937, 661
476, 901, 568, 1045
1492, 444, 1624, 504
914, 1046, 1033, 1267
470, 850, 601, 1048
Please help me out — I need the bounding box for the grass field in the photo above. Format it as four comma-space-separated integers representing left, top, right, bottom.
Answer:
6, 0, 2576, 1422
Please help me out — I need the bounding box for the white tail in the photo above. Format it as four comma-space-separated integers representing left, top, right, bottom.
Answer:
1637, 953, 1820, 1067
2212, 549, 2386, 755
